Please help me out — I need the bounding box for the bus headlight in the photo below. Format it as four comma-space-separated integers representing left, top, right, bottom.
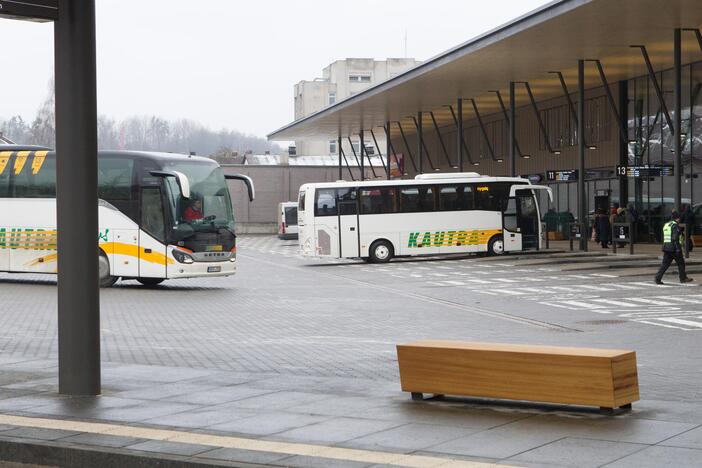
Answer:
172, 249, 195, 264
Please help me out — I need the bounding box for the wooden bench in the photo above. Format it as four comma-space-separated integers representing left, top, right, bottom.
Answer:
396, 340, 639, 412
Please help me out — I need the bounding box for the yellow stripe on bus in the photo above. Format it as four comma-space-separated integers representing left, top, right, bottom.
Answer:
14, 151, 30, 175
32, 151, 48, 174
0, 151, 11, 175
103, 242, 174, 265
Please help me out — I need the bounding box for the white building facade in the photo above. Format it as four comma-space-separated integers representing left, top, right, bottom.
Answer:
293, 58, 419, 158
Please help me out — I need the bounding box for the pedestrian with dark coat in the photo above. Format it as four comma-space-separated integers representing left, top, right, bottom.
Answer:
654, 211, 694, 285
595, 209, 611, 248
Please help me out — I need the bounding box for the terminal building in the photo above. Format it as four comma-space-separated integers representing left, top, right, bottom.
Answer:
269, 0, 702, 244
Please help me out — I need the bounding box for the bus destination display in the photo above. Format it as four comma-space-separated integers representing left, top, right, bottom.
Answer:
616, 165, 674, 177
545, 170, 578, 182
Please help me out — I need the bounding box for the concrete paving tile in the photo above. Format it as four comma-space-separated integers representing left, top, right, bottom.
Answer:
102, 364, 215, 383
352, 403, 526, 430
195, 447, 290, 465
507, 437, 647, 467
603, 445, 702, 468
285, 395, 394, 417
124, 439, 213, 457
630, 400, 702, 424
0, 427, 80, 441
341, 422, 479, 452
276, 455, 372, 468
113, 382, 219, 400
166, 385, 275, 405
142, 406, 258, 429
226, 390, 326, 410
0, 393, 70, 412
207, 411, 329, 436
59, 433, 147, 448
88, 402, 202, 423
273, 417, 402, 445
660, 424, 702, 449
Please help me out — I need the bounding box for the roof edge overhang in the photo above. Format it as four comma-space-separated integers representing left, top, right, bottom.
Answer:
268, 0, 590, 141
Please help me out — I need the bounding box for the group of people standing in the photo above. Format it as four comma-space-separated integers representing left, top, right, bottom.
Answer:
593, 203, 637, 249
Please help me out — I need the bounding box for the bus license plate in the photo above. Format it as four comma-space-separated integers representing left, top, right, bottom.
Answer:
207, 266, 222, 273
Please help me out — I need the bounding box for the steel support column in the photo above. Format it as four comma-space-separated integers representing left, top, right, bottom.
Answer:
469, 99, 500, 162
618, 80, 629, 207
509, 82, 516, 177
674, 28, 682, 212
449, 104, 475, 167
384, 121, 397, 178
429, 112, 454, 168
55, 0, 101, 395
577, 60, 587, 251
369, 128, 388, 178
416, 112, 423, 174
338, 134, 342, 180
397, 122, 419, 173
339, 146, 355, 181
518, 82, 559, 155
457, 98, 464, 171
632, 45, 674, 133
359, 130, 365, 180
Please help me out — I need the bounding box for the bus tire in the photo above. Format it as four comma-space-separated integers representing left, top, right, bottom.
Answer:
137, 278, 164, 287
98, 252, 118, 288
369, 240, 394, 263
487, 235, 505, 256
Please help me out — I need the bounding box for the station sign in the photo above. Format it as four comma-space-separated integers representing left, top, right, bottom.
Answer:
616, 165, 674, 178
545, 170, 578, 182
0, 0, 57, 21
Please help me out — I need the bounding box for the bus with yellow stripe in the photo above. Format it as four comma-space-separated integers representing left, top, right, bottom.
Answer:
0, 148, 254, 286
297, 173, 551, 263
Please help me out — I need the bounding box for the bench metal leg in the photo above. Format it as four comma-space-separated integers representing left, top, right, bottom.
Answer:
411, 392, 424, 401
619, 403, 632, 411
600, 407, 615, 415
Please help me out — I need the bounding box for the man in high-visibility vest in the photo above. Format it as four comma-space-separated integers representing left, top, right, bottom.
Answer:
655, 211, 693, 284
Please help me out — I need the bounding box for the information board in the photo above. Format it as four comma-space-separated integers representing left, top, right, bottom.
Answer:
546, 170, 578, 182
616, 165, 674, 178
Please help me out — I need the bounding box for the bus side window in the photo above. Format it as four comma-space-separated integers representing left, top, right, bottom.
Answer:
360, 187, 396, 214
315, 188, 337, 216
141, 186, 166, 241
400, 186, 434, 213
503, 198, 518, 231
337, 188, 357, 215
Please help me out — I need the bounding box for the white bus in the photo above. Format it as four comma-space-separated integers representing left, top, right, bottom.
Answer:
0, 147, 254, 286
298, 172, 552, 263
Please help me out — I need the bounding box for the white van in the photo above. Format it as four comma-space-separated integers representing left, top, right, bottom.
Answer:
278, 201, 299, 240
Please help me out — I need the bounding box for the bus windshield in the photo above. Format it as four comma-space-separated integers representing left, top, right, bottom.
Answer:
162, 161, 235, 233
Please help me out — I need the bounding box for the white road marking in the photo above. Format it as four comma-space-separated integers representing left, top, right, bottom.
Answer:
654, 316, 702, 329
627, 297, 671, 306
590, 298, 638, 307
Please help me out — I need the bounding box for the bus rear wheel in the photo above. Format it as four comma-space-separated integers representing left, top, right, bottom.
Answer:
137, 278, 164, 287
98, 253, 118, 288
369, 240, 394, 263
487, 235, 505, 256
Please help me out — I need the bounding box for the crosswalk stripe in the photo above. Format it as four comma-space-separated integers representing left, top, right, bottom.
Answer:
494, 278, 518, 283
666, 296, 702, 304
609, 284, 644, 290
655, 317, 702, 329
590, 298, 638, 307
577, 285, 615, 291
560, 300, 607, 309
467, 279, 492, 284
627, 297, 671, 306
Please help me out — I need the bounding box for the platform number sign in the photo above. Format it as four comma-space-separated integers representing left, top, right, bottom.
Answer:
0, 0, 58, 21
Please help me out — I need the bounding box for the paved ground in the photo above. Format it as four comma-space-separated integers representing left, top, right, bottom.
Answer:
0, 235, 701, 467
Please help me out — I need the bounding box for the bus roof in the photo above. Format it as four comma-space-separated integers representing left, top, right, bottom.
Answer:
1, 149, 218, 166
299, 175, 530, 190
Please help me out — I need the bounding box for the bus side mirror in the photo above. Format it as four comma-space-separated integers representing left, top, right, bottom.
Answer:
225, 174, 255, 202
150, 170, 191, 199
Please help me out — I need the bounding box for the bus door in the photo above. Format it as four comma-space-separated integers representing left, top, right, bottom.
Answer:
313, 188, 340, 257
138, 185, 168, 278
505, 186, 553, 251
337, 187, 359, 258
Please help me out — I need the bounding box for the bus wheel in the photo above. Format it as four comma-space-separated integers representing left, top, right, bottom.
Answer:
488, 235, 505, 256
369, 240, 394, 263
137, 278, 164, 287
98, 253, 118, 288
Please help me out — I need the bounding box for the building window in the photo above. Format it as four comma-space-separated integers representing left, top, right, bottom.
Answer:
349, 74, 371, 83
328, 92, 336, 105
351, 141, 360, 154
329, 140, 337, 154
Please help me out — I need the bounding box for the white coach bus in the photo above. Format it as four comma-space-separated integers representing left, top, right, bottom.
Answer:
0, 147, 254, 286
297, 172, 551, 263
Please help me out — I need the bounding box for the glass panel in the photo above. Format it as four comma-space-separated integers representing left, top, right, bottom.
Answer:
12, 154, 57, 198
503, 198, 518, 231
337, 187, 357, 215
399, 186, 434, 213
360, 187, 397, 214
285, 206, 298, 225
98, 158, 133, 201
438, 184, 474, 211
315, 188, 337, 216
299, 191, 306, 211
141, 187, 165, 241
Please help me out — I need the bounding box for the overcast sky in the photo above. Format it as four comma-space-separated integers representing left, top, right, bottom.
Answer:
0, 0, 550, 140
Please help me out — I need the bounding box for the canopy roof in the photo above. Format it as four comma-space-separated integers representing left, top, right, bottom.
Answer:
269, 0, 702, 141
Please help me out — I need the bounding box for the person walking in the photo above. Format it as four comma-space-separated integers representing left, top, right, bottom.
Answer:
654, 211, 694, 285
595, 209, 611, 248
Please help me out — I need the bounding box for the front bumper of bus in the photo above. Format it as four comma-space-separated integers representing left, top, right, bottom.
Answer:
168, 247, 237, 278
168, 258, 236, 278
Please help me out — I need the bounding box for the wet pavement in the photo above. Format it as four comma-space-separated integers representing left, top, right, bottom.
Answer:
0, 235, 700, 467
